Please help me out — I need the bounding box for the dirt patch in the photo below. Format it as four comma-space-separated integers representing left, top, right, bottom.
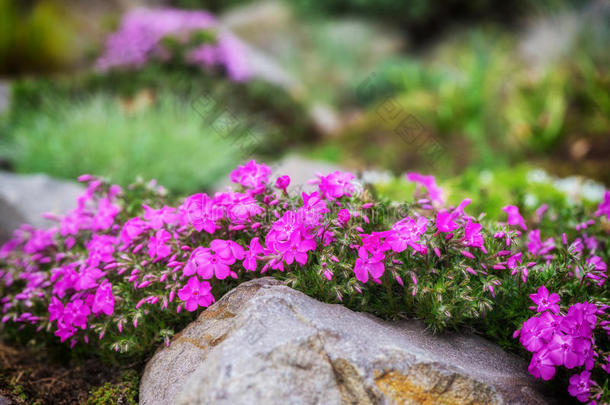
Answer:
0, 341, 133, 404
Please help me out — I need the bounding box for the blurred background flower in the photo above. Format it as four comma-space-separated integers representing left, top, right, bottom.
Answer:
0, 0, 608, 194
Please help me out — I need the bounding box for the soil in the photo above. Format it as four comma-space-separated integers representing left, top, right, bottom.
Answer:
0, 341, 127, 405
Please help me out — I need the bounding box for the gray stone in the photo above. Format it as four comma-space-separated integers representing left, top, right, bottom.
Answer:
0, 81, 9, 115
0, 394, 11, 405
0, 172, 83, 242
140, 278, 553, 405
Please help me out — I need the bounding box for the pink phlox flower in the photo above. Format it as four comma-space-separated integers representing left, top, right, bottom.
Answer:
528, 350, 556, 381
337, 209, 351, 225
142, 205, 177, 229
184, 193, 222, 233
583, 234, 599, 252
527, 230, 555, 257
568, 370, 594, 403
92, 280, 115, 316
586, 255, 607, 272
462, 218, 484, 249
97, 8, 218, 70
406, 172, 445, 206
594, 190, 610, 219
519, 312, 559, 352
48, 296, 64, 322
561, 303, 597, 339
229, 160, 271, 194
546, 332, 589, 369
506, 252, 523, 269
529, 285, 561, 314
87, 234, 117, 267
148, 229, 172, 260
184, 240, 243, 280
62, 299, 90, 330
23, 228, 56, 254
359, 233, 391, 254
275, 175, 290, 192
50, 264, 79, 298
502, 205, 527, 230
387, 216, 428, 253
60, 209, 88, 236
353, 246, 385, 283
243, 237, 263, 271
74, 266, 105, 291
282, 232, 316, 266
120, 217, 147, 246
91, 197, 120, 231
314, 171, 356, 200
224, 193, 263, 224
435, 210, 459, 233
178, 276, 215, 312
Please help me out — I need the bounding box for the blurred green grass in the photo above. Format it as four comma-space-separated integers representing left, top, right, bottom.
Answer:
4, 90, 248, 193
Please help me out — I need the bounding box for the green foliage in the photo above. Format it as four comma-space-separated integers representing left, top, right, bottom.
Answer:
3, 66, 314, 190
87, 370, 139, 405
4, 90, 245, 193
0, 0, 81, 75
337, 27, 610, 184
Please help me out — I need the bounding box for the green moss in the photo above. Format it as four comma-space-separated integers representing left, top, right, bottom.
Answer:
87, 370, 139, 405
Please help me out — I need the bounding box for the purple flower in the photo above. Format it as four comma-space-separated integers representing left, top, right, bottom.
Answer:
223, 193, 263, 224
546, 332, 588, 368
264, 210, 318, 269
337, 209, 351, 225
386, 216, 428, 253
120, 217, 147, 246
178, 276, 215, 312
354, 247, 385, 283
91, 197, 120, 231
184, 193, 222, 233
568, 370, 593, 402
148, 229, 172, 260
529, 285, 561, 314
143, 205, 177, 229
462, 218, 484, 250
435, 210, 459, 233
87, 235, 117, 267
243, 237, 263, 271
275, 175, 290, 192
406, 172, 444, 206
92, 281, 115, 316
519, 313, 557, 352
503, 205, 527, 230
594, 190, 610, 219
528, 350, 556, 380
74, 267, 105, 291
314, 171, 356, 200
527, 230, 555, 257
183, 240, 244, 280
97, 8, 250, 81
230, 160, 271, 193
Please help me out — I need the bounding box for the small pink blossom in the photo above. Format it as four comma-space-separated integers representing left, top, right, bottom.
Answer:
503, 205, 527, 230
529, 285, 561, 314
178, 276, 215, 311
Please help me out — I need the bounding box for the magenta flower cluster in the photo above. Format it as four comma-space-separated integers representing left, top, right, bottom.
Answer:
0, 162, 608, 401
97, 8, 250, 81
516, 285, 609, 403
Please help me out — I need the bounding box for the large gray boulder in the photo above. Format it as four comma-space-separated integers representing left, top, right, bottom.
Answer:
0, 172, 83, 242
140, 278, 553, 405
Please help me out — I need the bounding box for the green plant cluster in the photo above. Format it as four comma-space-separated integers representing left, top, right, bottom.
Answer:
86, 370, 139, 405
2, 67, 313, 193
331, 27, 609, 183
